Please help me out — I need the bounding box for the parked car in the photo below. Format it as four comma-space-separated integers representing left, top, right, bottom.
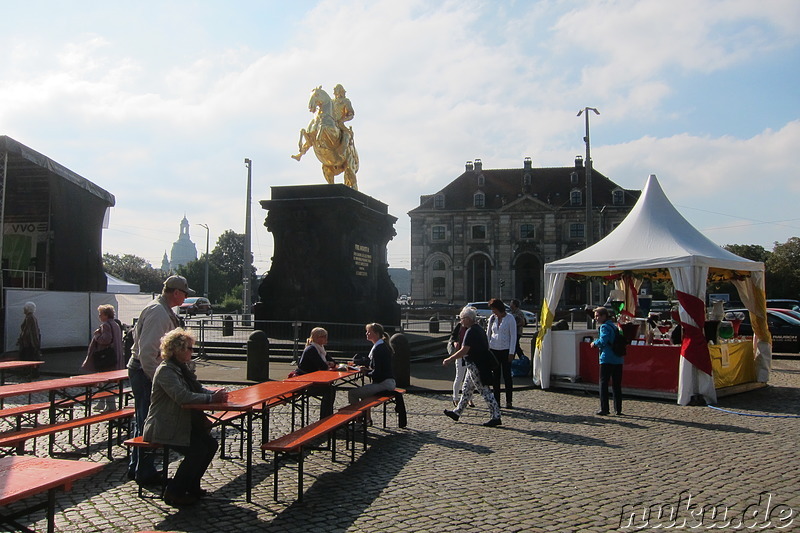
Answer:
727, 308, 800, 353
766, 299, 800, 310
769, 308, 800, 322
179, 297, 213, 316
465, 302, 537, 324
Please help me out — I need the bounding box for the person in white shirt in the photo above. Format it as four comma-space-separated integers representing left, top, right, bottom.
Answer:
487, 298, 516, 409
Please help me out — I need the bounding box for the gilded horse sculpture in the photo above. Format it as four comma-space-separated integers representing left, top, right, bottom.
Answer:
292, 85, 359, 190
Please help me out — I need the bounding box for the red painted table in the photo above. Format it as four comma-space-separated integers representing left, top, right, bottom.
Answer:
0, 455, 103, 533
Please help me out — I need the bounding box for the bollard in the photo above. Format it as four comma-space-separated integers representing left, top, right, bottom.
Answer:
222, 315, 234, 337
247, 330, 270, 382
389, 333, 411, 388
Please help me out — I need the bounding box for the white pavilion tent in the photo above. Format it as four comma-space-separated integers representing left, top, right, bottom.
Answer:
105, 273, 141, 294
533, 174, 772, 405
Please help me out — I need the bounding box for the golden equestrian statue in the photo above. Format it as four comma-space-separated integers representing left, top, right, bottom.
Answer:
292, 84, 359, 190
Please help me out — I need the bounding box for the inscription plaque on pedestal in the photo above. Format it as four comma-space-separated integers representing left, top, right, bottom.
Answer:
255, 184, 400, 333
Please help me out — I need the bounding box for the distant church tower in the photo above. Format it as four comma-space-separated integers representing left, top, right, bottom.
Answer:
169, 216, 198, 270
160, 252, 171, 273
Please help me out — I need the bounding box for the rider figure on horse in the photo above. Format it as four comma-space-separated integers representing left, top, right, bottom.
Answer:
333, 84, 355, 151
291, 85, 360, 190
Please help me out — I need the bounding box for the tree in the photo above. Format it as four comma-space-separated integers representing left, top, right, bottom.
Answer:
103, 253, 165, 293
176, 258, 226, 302
723, 244, 771, 264
766, 237, 800, 299
209, 230, 257, 297
707, 244, 773, 299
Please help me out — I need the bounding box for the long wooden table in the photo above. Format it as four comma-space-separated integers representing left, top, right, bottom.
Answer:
0, 361, 45, 408
0, 455, 103, 533
0, 370, 130, 455
0, 361, 44, 385
184, 380, 310, 502
283, 368, 364, 387
283, 369, 365, 423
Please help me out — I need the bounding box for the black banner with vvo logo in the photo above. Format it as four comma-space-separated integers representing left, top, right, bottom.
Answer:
3, 221, 49, 271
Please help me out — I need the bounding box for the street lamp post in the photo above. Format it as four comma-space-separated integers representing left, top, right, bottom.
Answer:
577, 107, 600, 248
243, 158, 252, 324
198, 223, 209, 298
578, 107, 599, 325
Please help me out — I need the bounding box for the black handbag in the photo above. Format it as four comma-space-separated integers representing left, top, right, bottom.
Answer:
92, 325, 117, 371
92, 347, 116, 370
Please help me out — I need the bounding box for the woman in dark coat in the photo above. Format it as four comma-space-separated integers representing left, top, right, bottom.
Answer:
17, 301, 41, 361
81, 304, 124, 410
348, 323, 397, 425
297, 327, 337, 418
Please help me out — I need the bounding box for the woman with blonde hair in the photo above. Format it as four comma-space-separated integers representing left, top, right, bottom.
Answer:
297, 327, 337, 418
143, 328, 228, 506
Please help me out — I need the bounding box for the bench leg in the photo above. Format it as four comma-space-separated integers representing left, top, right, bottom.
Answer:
162, 446, 170, 498
272, 452, 281, 501
297, 452, 304, 503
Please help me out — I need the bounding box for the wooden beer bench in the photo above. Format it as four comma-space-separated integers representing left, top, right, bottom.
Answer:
261, 388, 406, 503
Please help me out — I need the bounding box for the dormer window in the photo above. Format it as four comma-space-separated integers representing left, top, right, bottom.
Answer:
477, 175, 485, 187
612, 189, 624, 206
523, 173, 531, 186
474, 191, 485, 208
570, 189, 582, 206
434, 194, 445, 208
570, 172, 579, 185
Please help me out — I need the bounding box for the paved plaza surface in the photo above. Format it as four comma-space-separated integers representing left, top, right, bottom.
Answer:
3, 354, 799, 532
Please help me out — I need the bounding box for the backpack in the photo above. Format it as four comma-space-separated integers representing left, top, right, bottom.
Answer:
611, 324, 627, 356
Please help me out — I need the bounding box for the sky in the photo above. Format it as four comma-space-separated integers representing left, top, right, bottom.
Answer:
2, 0, 799, 277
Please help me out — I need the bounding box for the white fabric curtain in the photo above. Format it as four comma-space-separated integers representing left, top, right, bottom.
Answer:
532, 272, 567, 388
669, 266, 717, 406
732, 273, 771, 382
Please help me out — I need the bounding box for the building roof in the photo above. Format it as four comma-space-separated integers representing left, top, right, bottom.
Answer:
1, 135, 115, 206
409, 158, 639, 213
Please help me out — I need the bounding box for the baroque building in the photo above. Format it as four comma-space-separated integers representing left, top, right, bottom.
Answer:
408, 157, 640, 307
169, 216, 197, 271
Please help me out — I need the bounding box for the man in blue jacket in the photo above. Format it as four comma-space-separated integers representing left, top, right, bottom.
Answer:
591, 307, 624, 416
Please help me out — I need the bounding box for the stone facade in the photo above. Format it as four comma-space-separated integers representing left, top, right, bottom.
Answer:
408, 157, 640, 307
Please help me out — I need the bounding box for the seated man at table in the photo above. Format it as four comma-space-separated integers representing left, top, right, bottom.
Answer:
143, 328, 228, 507
297, 327, 337, 419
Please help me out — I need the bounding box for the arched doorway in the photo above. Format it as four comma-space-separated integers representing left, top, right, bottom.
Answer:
466, 254, 491, 302
514, 253, 540, 304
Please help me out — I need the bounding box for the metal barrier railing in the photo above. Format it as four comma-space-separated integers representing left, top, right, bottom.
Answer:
184, 314, 535, 361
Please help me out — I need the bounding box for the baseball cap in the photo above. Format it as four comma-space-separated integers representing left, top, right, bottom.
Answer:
163, 275, 195, 296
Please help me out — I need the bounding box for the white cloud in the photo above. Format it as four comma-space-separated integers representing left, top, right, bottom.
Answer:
1, 0, 798, 275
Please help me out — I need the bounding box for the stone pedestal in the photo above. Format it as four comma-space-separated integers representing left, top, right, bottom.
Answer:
255, 184, 400, 334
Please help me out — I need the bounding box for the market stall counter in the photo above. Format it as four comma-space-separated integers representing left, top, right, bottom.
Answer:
578, 340, 757, 396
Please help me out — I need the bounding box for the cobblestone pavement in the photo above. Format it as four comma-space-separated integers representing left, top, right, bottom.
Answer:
3, 358, 799, 532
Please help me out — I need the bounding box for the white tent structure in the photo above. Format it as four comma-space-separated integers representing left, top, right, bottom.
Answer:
533, 174, 772, 405
105, 273, 140, 294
